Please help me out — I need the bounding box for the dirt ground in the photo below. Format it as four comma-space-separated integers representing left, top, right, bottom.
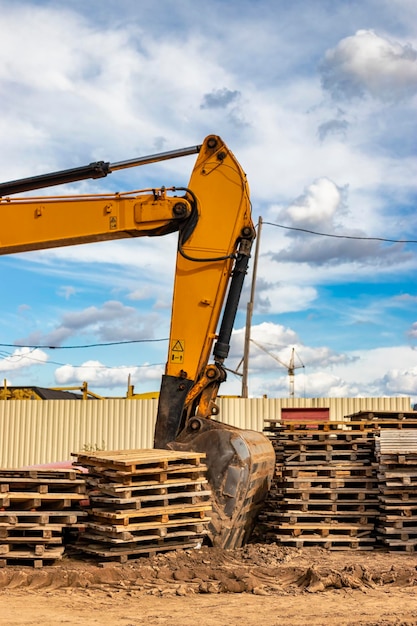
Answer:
0, 543, 416, 625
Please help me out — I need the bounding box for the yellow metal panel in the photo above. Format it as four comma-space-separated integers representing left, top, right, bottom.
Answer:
0, 193, 190, 254
166, 136, 254, 381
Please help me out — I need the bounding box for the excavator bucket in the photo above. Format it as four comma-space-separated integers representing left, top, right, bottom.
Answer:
168, 417, 275, 549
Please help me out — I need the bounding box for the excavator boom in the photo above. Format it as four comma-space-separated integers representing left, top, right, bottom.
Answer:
0, 135, 275, 548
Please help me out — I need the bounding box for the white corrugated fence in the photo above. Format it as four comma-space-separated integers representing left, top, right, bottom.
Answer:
0, 396, 412, 468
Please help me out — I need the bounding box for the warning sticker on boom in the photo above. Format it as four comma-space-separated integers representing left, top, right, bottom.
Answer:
170, 339, 185, 363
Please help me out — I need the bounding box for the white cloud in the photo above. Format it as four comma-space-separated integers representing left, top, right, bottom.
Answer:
0, 3, 238, 182
321, 30, 417, 101
223, 323, 417, 402
230, 322, 299, 357
294, 371, 359, 397
16, 300, 165, 347
0, 348, 48, 372
54, 360, 163, 389
269, 177, 412, 267
381, 366, 417, 395
246, 370, 360, 399
285, 178, 345, 228
252, 279, 318, 315
230, 322, 357, 378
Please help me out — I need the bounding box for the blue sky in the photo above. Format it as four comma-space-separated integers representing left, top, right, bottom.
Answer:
0, 0, 416, 401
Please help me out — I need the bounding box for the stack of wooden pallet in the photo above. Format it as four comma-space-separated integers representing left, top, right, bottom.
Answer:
375, 429, 417, 553
346, 410, 417, 428
0, 468, 87, 568
261, 421, 378, 550
72, 449, 212, 563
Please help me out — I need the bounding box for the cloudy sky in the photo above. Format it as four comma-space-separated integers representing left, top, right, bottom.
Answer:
1, 0, 416, 402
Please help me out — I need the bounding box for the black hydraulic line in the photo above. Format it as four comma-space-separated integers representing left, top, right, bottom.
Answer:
213, 245, 252, 362
0, 145, 202, 196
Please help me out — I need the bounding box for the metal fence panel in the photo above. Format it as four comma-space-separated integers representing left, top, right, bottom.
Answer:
0, 396, 412, 468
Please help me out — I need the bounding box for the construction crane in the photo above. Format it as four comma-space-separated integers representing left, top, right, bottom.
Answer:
250, 340, 304, 398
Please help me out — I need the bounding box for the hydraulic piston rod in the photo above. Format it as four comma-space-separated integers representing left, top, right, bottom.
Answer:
0, 144, 202, 196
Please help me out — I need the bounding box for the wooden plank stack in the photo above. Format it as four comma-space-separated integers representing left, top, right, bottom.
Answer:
260, 421, 378, 550
346, 410, 417, 430
72, 449, 212, 563
0, 468, 87, 568
375, 429, 417, 552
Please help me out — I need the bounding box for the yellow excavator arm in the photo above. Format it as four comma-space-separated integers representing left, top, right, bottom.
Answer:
0, 136, 275, 548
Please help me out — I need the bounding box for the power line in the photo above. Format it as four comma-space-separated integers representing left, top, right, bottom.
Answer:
263, 221, 417, 244
0, 347, 165, 370
0, 337, 168, 350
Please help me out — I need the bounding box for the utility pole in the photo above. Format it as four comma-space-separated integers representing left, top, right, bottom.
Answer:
241, 216, 263, 397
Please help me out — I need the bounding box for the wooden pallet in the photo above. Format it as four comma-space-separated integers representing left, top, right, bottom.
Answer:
84, 518, 208, 541
262, 511, 376, 525
275, 440, 374, 452
0, 482, 85, 494
71, 449, 212, 561
277, 487, 379, 501
347, 411, 417, 425
0, 523, 69, 536
263, 521, 374, 537
89, 502, 211, 526
0, 509, 87, 524
73, 449, 206, 473
378, 471, 417, 487
88, 466, 208, 485
282, 464, 377, 478
265, 499, 379, 514
276, 477, 378, 490
0, 526, 63, 540
91, 477, 209, 499
378, 503, 417, 515
89, 488, 211, 511
377, 538, 417, 552
0, 534, 63, 553
85, 515, 211, 537
0, 491, 86, 507
378, 454, 417, 465
264, 534, 376, 550
0, 546, 65, 568
265, 418, 417, 434
284, 451, 373, 464
0, 469, 81, 481
76, 538, 202, 563
378, 516, 417, 531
